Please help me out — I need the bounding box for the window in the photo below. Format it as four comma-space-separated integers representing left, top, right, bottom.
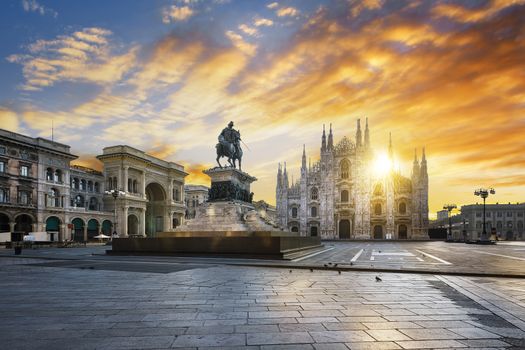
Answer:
18, 190, 30, 205
112, 177, 117, 190
497, 221, 502, 229
89, 197, 98, 211
518, 212, 523, 217
374, 203, 382, 215
340, 159, 350, 179
46, 167, 53, 181
0, 188, 9, 203
108, 178, 113, 190
74, 178, 79, 189
128, 178, 132, 192
173, 188, 180, 202
310, 187, 318, 200
0, 146, 5, 155
507, 221, 513, 228
48, 188, 61, 207
341, 190, 349, 203
486, 212, 491, 217
497, 212, 503, 217
310, 206, 317, 217
507, 212, 512, 217
476, 212, 482, 217
0, 161, 5, 173
94, 182, 100, 193
399, 202, 407, 214
80, 179, 86, 191
20, 165, 29, 177
54, 169, 62, 182
476, 222, 481, 229
88, 181, 93, 192
292, 207, 298, 218
518, 221, 523, 230
132, 180, 137, 193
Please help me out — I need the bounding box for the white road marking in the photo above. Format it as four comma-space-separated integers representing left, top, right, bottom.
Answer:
415, 250, 452, 265
476, 251, 525, 261
350, 249, 364, 262
292, 247, 334, 262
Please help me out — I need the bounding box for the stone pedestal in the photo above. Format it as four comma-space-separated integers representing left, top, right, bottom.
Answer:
175, 167, 283, 233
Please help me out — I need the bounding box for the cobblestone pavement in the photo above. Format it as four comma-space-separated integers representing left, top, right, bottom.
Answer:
1, 257, 525, 349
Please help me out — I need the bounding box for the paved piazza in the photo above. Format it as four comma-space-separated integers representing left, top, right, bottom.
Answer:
1, 242, 525, 349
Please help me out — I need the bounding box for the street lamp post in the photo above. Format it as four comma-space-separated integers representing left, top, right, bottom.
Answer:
474, 187, 495, 242
105, 189, 125, 241
443, 204, 457, 241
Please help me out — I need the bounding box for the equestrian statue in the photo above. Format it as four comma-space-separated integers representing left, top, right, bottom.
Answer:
216, 121, 243, 170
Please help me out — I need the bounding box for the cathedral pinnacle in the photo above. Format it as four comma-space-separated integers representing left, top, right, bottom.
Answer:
302, 144, 307, 170
328, 123, 333, 150
364, 117, 370, 148
321, 124, 327, 151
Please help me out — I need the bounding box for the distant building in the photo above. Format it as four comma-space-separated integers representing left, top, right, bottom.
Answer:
461, 203, 524, 240
436, 209, 449, 221
184, 184, 209, 219
276, 120, 429, 239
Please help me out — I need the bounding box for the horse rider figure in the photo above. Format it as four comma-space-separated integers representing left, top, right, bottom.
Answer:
216, 121, 243, 169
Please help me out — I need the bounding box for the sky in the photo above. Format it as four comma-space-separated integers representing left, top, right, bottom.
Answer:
0, 0, 524, 217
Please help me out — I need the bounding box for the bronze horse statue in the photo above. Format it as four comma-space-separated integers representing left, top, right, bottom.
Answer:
216, 131, 243, 170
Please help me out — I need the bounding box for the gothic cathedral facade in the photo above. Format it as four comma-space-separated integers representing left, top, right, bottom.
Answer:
276, 119, 429, 239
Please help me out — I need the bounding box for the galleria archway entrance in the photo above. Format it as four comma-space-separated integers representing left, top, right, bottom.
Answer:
339, 220, 351, 239
145, 183, 166, 237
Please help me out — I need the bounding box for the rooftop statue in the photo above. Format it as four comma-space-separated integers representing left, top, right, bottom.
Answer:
216, 121, 243, 170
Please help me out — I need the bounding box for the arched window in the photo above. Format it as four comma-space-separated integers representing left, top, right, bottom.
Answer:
46, 168, 53, 181
173, 188, 180, 202
311, 206, 317, 217
74, 194, 84, 208
340, 159, 350, 179
292, 207, 298, 218
341, 190, 349, 203
291, 226, 299, 232
54, 169, 62, 183
94, 182, 100, 193
133, 180, 137, 193
74, 178, 79, 189
310, 187, 318, 200
128, 178, 132, 192
88, 181, 93, 192
108, 178, 113, 190
399, 202, 406, 214
374, 203, 382, 215
70, 176, 74, 188
80, 179, 87, 191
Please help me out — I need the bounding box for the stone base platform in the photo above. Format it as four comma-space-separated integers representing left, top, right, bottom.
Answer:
109, 235, 323, 260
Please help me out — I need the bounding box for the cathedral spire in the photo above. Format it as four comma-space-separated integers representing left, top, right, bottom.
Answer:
277, 163, 282, 188
364, 117, 370, 148
321, 124, 326, 152
328, 123, 333, 150
283, 161, 289, 188
412, 149, 419, 180
420, 147, 428, 180
302, 144, 307, 169
356, 119, 362, 148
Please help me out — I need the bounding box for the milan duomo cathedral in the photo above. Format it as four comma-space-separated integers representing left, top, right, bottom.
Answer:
275, 119, 429, 240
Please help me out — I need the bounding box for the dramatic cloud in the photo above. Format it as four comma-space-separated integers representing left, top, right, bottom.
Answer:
0, 107, 20, 132
7, 27, 137, 90
254, 17, 274, 27
276, 6, 299, 17
162, 5, 194, 23
21, 0, 57, 18
239, 24, 258, 36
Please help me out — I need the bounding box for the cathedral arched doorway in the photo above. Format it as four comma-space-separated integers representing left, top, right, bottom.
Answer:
128, 215, 139, 236
145, 183, 166, 237
398, 224, 408, 239
310, 226, 318, 237
373, 225, 383, 239
339, 220, 351, 239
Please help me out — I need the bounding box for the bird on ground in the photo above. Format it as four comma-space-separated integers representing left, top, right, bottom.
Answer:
375, 276, 382, 282
310, 268, 314, 272
338, 270, 341, 275
328, 262, 332, 265
350, 262, 353, 266
324, 264, 328, 267
289, 270, 292, 273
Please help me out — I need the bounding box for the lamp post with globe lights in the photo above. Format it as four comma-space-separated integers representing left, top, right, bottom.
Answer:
474, 188, 495, 242
105, 189, 125, 240
443, 204, 457, 241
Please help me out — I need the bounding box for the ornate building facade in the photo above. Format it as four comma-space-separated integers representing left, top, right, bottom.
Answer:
276, 119, 429, 239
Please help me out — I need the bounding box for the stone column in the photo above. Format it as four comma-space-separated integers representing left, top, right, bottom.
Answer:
123, 166, 129, 193
83, 225, 88, 242
140, 208, 146, 236
168, 181, 173, 202
59, 224, 65, 242
122, 206, 128, 237
142, 171, 146, 197
9, 222, 15, 233
164, 210, 170, 232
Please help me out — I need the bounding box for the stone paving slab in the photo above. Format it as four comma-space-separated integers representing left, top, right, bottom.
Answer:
1, 257, 525, 349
